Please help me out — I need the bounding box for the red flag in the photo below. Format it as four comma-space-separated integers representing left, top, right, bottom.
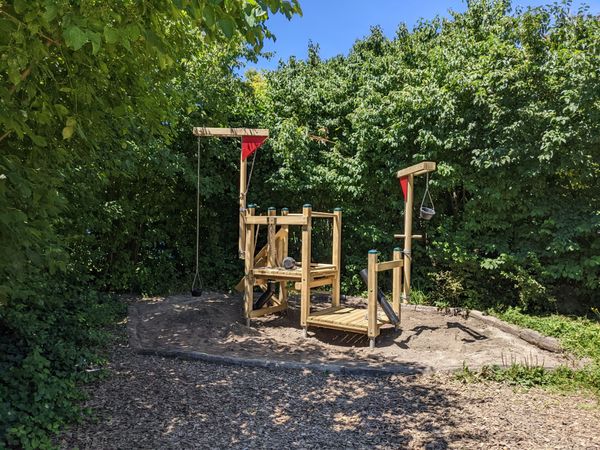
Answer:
241, 135, 267, 160
399, 176, 408, 201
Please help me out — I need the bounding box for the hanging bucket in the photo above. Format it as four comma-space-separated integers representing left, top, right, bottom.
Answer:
419, 172, 435, 221
419, 206, 435, 220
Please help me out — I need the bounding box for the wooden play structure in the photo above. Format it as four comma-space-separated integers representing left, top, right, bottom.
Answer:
193, 127, 436, 348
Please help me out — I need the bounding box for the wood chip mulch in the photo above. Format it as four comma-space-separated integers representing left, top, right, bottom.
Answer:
58, 343, 600, 449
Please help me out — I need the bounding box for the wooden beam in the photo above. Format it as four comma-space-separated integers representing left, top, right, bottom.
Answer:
402, 175, 414, 304
192, 127, 269, 137
311, 212, 335, 218
396, 161, 437, 179
331, 208, 342, 307
244, 205, 256, 321
394, 234, 423, 240
300, 205, 312, 328
249, 303, 287, 318
294, 276, 334, 290
367, 250, 378, 341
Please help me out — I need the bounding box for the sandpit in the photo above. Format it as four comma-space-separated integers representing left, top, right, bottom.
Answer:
128, 292, 572, 374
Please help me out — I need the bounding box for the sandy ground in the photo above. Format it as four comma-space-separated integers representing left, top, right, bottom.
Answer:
128, 292, 572, 372
58, 342, 600, 449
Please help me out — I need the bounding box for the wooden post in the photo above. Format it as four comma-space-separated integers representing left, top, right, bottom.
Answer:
239, 152, 247, 259
267, 207, 277, 268
300, 204, 312, 332
244, 204, 256, 325
402, 174, 414, 304
392, 247, 402, 328
279, 208, 289, 308
367, 250, 378, 349
332, 208, 342, 307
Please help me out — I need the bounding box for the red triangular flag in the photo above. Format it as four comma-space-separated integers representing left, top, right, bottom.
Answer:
399, 176, 408, 201
241, 135, 267, 160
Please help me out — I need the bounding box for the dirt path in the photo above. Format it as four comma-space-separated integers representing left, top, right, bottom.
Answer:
59, 342, 599, 449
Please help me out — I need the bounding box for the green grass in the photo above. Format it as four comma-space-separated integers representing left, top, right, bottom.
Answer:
456, 307, 600, 398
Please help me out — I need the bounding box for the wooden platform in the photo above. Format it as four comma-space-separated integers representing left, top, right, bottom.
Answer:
252, 263, 337, 280
306, 306, 390, 336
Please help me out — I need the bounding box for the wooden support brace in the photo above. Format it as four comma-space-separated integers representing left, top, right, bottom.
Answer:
376, 259, 404, 272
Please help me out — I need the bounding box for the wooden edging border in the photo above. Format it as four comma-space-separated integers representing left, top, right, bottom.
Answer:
401, 304, 563, 353
132, 347, 447, 377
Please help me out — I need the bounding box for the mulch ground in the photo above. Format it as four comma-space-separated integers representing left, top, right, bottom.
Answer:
58, 341, 600, 449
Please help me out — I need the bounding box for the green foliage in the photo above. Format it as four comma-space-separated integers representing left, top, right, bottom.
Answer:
1, 286, 125, 448
457, 308, 600, 396
1, 0, 300, 447
262, 1, 600, 309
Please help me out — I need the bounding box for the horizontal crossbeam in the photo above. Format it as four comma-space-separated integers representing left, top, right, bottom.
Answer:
396, 161, 437, 178
192, 127, 269, 137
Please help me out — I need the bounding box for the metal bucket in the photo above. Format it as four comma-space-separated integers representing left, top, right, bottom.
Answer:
420, 206, 435, 220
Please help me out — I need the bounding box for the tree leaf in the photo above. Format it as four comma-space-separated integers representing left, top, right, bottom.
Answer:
63, 25, 89, 50
62, 126, 75, 139
218, 17, 235, 38
104, 26, 120, 44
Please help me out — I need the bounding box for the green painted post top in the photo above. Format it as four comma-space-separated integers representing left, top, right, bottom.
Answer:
334, 207, 343, 211
368, 249, 379, 254
303, 204, 312, 208
393, 247, 401, 252
281, 207, 289, 211
247, 203, 256, 208
268, 207, 276, 211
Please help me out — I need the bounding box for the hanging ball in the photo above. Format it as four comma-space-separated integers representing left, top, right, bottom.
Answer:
191, 288, 203, 297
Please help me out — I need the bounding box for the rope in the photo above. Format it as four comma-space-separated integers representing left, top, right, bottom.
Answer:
191, 138, 203, 294
420, 172, 435, 211
244, 149, 257, 198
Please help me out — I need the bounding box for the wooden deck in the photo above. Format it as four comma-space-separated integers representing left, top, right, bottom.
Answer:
306, 306, 390, 335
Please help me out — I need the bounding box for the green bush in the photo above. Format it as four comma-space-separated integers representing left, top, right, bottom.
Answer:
262, 1, 600, 311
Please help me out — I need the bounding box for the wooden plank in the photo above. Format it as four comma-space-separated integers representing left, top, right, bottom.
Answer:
193, 127, 269, 137
252, 268, 303, 280
396, 161, 437, 179
245, 215, 307, 226
293, 276, 334, 290
311, 212, 335, 218
308, 306, 344, 317
275, 216, 308, 225
245, 216, 269, 225
248, 303, 287, 318
376, 259, 403, 272
306, 318, 368, 334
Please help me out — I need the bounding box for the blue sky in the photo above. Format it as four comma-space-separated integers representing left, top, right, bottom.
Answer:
242, 0, 600, 72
